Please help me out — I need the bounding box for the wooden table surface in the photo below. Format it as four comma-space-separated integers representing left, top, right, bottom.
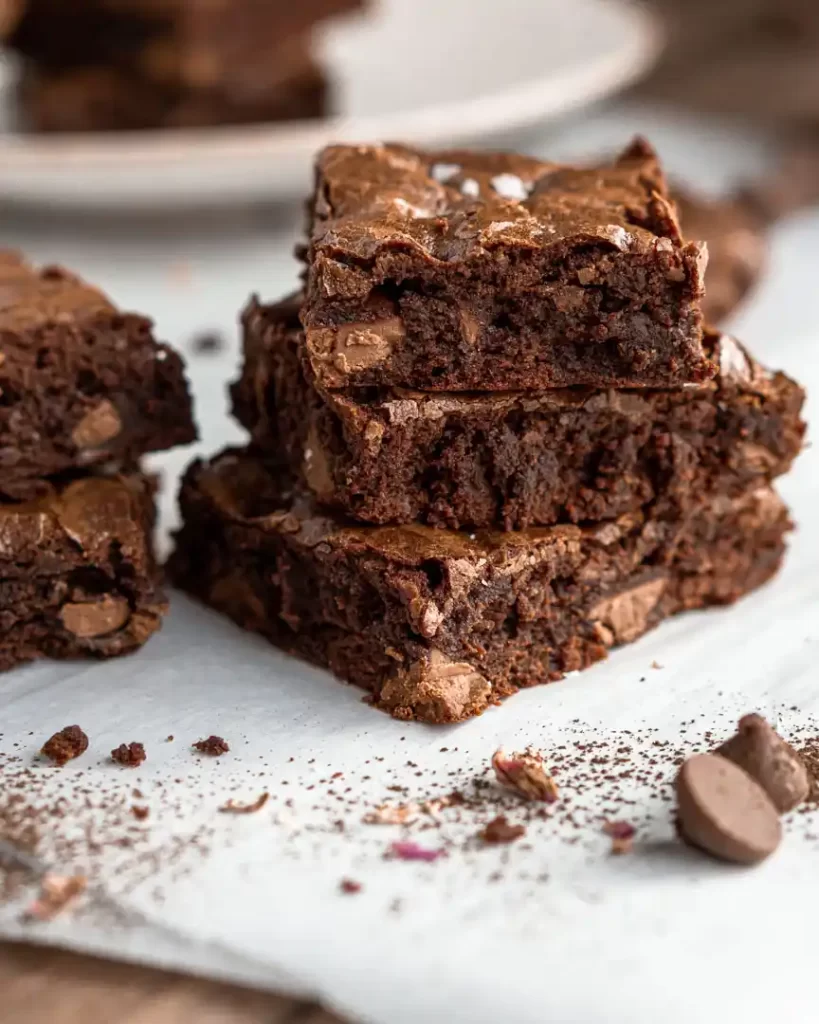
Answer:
0, 942, 348, 1024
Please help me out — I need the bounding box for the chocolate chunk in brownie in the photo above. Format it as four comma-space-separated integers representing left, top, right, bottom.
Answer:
0, 253, 196, 497
302, 138, 713, 391
169, 449, 790, 724
232, 296, 804, 530
674, 188, 768, 324
0, 469, 167, 672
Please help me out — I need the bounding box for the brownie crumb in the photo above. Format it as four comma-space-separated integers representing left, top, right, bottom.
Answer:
190, 329, 225, 354
388, 841, 446, 863
479, 815, 526, 844
111, 742, 146, 767
340, 878, 362, 894
131, 805, 150, 821
603, 820, 636, 855
193, 736, 229, 756
23, 873, 87, 921
41, 726, 88, 766
166, 735, 174, 742
218, 793, 269, 814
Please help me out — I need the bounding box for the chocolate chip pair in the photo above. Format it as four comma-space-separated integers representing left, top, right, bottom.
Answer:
676, 715, 810, 865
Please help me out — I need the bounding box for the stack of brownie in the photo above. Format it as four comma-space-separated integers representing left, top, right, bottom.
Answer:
171, 139, 806, 724
0, 252, 196, 671
8, 0, 365, 132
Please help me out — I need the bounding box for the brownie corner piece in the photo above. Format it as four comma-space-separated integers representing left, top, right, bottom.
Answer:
170, 448, 789, 724
0, 252, 196, 497
302, 137, 712, 391
0, 469, 168, 672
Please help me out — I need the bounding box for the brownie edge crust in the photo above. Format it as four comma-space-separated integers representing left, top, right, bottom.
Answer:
169, 450, 789, 724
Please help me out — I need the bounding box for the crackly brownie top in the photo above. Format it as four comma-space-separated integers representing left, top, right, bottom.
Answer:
0, 250, 116, 332
309, 138, 697, 265
0, 472, 153, 569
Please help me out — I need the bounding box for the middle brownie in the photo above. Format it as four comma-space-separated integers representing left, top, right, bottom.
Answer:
232, 296, 805, 531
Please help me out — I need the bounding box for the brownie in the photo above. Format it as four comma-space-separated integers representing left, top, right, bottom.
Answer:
12, 0, 365, 86
301, 139, 713, 391
674, 188, 768, 324
232, 297, 805, 530
0, 0, 23, 38
0, 469, 167, 672
19, 57, 328, 132
169, 449, 790, 724
0, 253, 196, 497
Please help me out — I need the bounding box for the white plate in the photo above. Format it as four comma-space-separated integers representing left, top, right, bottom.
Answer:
0, 0, 660, 207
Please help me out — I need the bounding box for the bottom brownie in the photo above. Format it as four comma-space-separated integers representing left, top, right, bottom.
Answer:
18, 55, 327, 132
0, 470, 167, 672
169, 449, 790, 724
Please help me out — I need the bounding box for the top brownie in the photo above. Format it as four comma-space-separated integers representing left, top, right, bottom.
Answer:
302, 138, 713, 391
0, 252, 196, 498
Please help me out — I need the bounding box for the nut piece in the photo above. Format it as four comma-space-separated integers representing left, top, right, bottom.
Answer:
491, 748, 559, 802
676, 753, 782, 865
70, 399, 122, 450
60, 595, 130, 639
716, 713, 810, 813
41, 725, 89, 766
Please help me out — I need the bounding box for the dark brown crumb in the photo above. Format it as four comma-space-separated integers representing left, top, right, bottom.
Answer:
340, 878, 362, 894
111, 742, 146, 768
131, 805, 150, 821
218, 793, 269, 814
166, 735, 174, 742
479, 815, 526, 844
603, 820, 636, 854
193, 736, 229, 757
41, 726, 88, 766
190, 330, 225, 354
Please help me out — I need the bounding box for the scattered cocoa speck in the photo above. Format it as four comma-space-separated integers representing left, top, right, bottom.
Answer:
41, 726, 88, 766
492, 748, 559, 802
131, 806, 150, 821
340, 878, 362, 894
479, 815, 526, 844
23, 873, 87, 921
603, 820, 636, 854
193, 736, 229, 757
190, 330, 225, 355
218, 793, 269, 815
111, 743, 146, 768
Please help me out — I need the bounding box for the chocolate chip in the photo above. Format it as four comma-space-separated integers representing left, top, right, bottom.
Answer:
716, 713, 810, 813
676, 753, 782, 865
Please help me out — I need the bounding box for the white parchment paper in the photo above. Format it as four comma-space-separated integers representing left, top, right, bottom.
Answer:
1, 110, 817, 1024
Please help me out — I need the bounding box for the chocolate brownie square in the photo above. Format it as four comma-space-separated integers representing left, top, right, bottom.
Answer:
170, 449, 789, 724
232, 296, 804, 530
301, 139, 713, 391
0, 469, 167, 671
0, 253, 196, 497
